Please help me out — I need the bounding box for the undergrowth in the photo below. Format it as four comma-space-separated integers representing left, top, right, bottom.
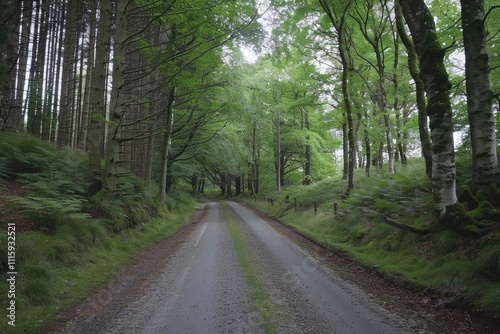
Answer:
242, 157, 500, 313
0, 132, 197, 333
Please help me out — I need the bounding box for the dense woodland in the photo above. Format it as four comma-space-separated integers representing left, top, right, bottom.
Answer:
0, 0, 499, 235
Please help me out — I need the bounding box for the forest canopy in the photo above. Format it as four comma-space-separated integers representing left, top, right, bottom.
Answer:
0, 0, 499, 235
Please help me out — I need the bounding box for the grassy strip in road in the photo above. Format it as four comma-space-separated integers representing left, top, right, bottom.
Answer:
222, 203, 276, 334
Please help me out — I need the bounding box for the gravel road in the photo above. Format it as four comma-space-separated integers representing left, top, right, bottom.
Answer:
52, 201, 496, 334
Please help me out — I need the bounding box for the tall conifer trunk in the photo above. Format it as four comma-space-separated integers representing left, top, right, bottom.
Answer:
88, 0, 110, 178
103, 0, 127, 196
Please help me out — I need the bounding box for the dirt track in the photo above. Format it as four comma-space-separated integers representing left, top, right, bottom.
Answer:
50, 201, 499, 334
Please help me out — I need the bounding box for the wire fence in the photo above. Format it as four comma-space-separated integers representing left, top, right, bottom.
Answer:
256, 195, 340, 217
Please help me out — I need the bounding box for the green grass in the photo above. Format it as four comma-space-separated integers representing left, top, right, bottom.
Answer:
223, 203, 276, 334
241, 157, 500, 312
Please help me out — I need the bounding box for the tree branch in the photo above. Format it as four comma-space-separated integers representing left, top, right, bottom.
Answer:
383, 216, 435, 235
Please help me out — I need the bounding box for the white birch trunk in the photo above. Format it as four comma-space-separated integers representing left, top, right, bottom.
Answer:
399, 0, 458, 216
461, 0, 499, 193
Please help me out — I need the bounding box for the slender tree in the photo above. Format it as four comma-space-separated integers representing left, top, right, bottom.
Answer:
103, 0, 128, 196
351, 0, 395, 174
88, 0, 110, 179
398, 0, 458, 216
57, 0, 82, 147
78, 1, 97, 151
395, 1, 431, 177
0, 0, 21, 130
461, 0, 500, 195
159, 87, 176, 200
318, 0, 356, 193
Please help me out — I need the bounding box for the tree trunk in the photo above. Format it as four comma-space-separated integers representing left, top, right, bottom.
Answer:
78, 2, 97, 151
26, 0, 41, 136
103, 0, 127, 197
57, 0, 80, 147
0, 0, 21, 131
198, 179, 205, 194
342, 118, 348, 180
166, 159, 175, 193
220, 173, 227, 196
144, 135, 154, 182
399, 0, 458, 216
51, 1, 65, 143
41, 0, 59, 141
342, 49, 355, 193
303, 110, 312, 185
227, 174, 233, 197
255, 150, 260, 194
461, 0, 500, 193
235, 175, 242, 195
6, 1, 29, 131
191, 175, 198, 194
88, 0, 110, 178
383, 112, 394, 174
159, 87, 176, 200
395, 1, 432, 177
393, 26, 406, 167
276, 108, 281, 192
318, 0, 355, 193
363, 110, 371, 177
352, 1, 394, 174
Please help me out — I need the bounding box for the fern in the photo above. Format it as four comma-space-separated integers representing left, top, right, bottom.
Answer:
8, 195, 91, 229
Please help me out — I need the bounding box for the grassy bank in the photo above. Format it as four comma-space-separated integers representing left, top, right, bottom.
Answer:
241, 158, 500, 314
0, 133, 197, 333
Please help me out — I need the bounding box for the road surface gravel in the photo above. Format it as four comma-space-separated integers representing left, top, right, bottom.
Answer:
51, 201, 499, 334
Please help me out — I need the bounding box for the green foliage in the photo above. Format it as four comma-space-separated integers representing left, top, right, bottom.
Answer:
432, 230, 461, 255
0, 132, 199, 333
474, 245, 500, 281
345, 161, 433, 221
89, 176, 160, 232
0, 134, 91, 230
8, 195, 91, 230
